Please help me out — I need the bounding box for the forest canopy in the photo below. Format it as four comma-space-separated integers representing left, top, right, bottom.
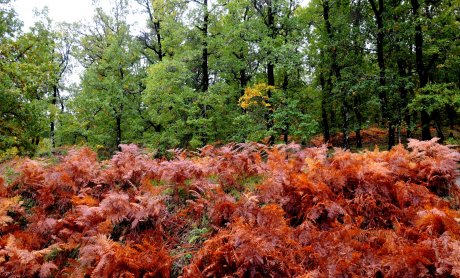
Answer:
1, 1, 460, 277
0, 0, 459, 156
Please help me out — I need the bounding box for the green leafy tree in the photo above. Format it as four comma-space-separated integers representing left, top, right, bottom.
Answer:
0, 6, 61, 155
73, 0, 144, 151
135, 0, 187, 63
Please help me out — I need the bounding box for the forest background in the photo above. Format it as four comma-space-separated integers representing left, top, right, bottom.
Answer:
1, 0, 459, 158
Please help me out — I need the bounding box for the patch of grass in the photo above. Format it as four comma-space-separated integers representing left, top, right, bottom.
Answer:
20, 196, 36, 214
36, 138, 53, 158
188, 227, 210, 244
229, 188, 241, 200
150, 179, 166, 187
4, 166, 18, 185
445, 137, 460, 146
44, 248, 62, 262
238, 174, 264, 191
207, 174, 219, 184
0, 147, 19, 163
68, 245, 80, 259
171, 248, 194, 278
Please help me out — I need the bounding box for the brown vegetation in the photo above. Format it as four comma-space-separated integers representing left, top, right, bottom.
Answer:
0, 139, 459, 277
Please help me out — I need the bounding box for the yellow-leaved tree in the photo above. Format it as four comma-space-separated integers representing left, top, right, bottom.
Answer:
239, 83, 276, 110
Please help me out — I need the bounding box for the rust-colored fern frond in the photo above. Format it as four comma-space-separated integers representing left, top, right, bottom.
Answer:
0, 141, 458, 277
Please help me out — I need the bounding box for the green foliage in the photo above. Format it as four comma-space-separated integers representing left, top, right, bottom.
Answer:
143, 58, 195, 149
188, 227, 209, 244
70, 1, 145, 150
1, 0, 459, 156
409, 83, 460, 116
0, 147, 18, 163
0, 9, 61, 155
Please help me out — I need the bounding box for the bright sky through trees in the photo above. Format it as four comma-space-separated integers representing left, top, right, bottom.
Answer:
13, 0, 310, 31
11, 0, 309, 86
13, 0, 95, 30
13, 0, 143, 31
12, 0, 144, 86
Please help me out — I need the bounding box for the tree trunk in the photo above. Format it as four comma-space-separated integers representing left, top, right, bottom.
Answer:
340, 101, 350, 149
411, 0, 431, 140
201, 0, 209, 146
201, 0, 209, 93
50, 85, 58, 148
143, 0, 164, 61
319, 73, 331, 143
266, 3, 275, 145
434, 119, 445, 143
369, 0, 394, 149
354, 96, 363, 148
116, 115, 122, 151
32, 137, 40, 146
397, 59, 412, 140
433, 111, 445, 143
266, 62, 275, 145
388, 124, 395, 148
321, 100, 331, 143
239, 68, 248, 96
154, 21, 163, 61
323, 0, 348, 148
421, 110, 431, 140
282, 74, 289, 144
447, 106, 455, 129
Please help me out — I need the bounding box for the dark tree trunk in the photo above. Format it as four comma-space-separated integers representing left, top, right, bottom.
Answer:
421, 110, 431, 140
354, 96, 363, 148
369, 0, 395, 149
352, 0, 363, 149
282, 74, 289, 144
340, 101, 350, 149
143, 0, 164, 62
433, 111, 445, 142
116, 115, 122, 151
266, 62, 275, 145
355, 108, 363, 149
50, 85, 58, 148
267, 63, 275, 86
232, 50, 250, 108
397, 59, 412, 139
239, 68, 249, 114
201, 0, 209, 146
411, 0, 431, 140
319, 73, 331, 143
50, 121, 55, 147
388, 124, 395, 148
447, 106, 456, 129
323, 0, 348, 148
239, 69, 248, 96
405, 114, 412, 139
283, 126, 289, 144
116, 66, 125, 151
434, 119, 445, 143
201, 0, 209, 93
321, 101, 331, 143
32, 137, 40, 146
154, 21, 163, 61
266, 3, 276, 145
356, 128, 362, 149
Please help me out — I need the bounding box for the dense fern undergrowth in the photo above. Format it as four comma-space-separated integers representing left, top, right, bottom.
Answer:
0, 139, 459, 277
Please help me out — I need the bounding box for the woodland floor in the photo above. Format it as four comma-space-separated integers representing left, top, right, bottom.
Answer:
0, 130, 459, 277
311, 126, 460, 151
